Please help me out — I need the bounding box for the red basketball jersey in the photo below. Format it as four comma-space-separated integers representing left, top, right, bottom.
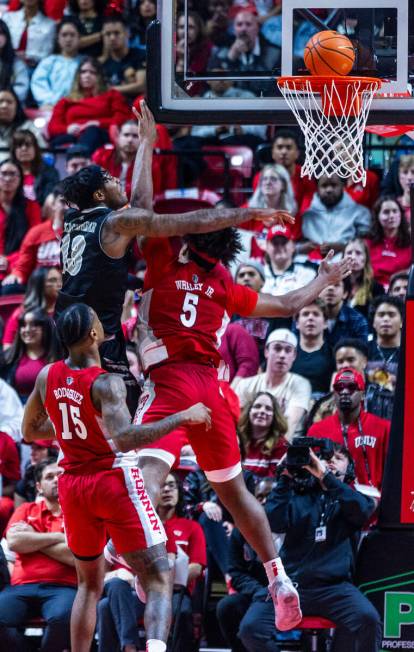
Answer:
137, 238, 258, 372
44, 360, 129, 473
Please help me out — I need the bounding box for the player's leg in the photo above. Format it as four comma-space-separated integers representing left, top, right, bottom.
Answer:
71, 553, 106, 652
189, 368, 302, 631
209, 473, 301, 631
123, 543, 172, 652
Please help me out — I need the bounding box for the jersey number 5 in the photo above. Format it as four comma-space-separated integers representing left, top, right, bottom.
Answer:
180, 292, 199, 328
59, 403, 88, 440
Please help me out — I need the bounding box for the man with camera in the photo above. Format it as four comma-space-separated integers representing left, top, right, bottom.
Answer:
265, 442, 382, 652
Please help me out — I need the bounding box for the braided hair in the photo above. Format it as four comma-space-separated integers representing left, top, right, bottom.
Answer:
57, 303, 95, 348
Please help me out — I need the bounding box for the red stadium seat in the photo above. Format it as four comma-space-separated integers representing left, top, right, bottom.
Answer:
153, 197, 214, 214
0, 294, 24, 330
199, 146, 254, 205
297, 616, 337, 652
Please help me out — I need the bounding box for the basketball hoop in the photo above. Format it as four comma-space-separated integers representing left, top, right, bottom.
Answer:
277, 75, 382, 185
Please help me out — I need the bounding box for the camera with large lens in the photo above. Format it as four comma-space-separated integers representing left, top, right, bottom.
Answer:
282, 437, 334, 490
286, 436, 334, 471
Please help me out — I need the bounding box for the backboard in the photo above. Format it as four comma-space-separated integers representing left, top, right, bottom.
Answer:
147, 0, 414, 124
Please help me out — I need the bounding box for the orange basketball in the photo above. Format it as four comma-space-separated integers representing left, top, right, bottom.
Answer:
304, 30, 355, 76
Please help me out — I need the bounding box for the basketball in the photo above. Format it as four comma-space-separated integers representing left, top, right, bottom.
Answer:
304, 30, 355, 76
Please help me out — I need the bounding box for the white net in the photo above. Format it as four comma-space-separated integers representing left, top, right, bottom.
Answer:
277, 76, 381, 186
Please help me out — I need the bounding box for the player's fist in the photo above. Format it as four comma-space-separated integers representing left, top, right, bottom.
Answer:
183, 403, 212, 430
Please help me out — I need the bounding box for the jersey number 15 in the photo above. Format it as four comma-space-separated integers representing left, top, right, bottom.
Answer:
58, 403, 88, 439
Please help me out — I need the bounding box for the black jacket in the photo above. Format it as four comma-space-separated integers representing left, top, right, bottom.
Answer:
266, 472, 375, 588
227, 527, 268, 601
34, 163, 60, 205
183, 469, 257, 520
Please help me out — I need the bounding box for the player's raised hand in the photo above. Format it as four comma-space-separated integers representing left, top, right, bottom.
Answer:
133, 99, 157, 145
246, 208, 295, 228
318, 250, 351, 285
183, 403, 212, 430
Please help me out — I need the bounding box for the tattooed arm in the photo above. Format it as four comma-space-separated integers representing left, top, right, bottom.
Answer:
92, 374, 211, 453
22, 366, 55, 442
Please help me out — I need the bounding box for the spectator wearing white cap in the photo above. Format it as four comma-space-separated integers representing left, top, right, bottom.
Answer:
232, 328, 312, 440
262, 223, 316, 297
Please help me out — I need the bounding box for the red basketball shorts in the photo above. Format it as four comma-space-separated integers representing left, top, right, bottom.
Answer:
134, 362, 242, 481
58, 465, 166, 557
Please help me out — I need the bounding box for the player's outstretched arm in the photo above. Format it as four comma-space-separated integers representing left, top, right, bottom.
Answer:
93, 374, 211, 452
106, 206, 294, 240
22, 366, 55, 442
130, 100, 157, 210
251, 251, 351, 318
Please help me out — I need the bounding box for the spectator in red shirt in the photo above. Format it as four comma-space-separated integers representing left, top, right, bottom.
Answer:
158, 472, 207, 652
92, 119, 177, 198
47, 56, 132, 154
219, 322, 259, 384
307, 367, 390, 490
1, 459, 76, 651
345, 170, 380, 209
2, 187, 64, 293
0, 431, 20, 536
366, 196, 412, 290
0, 159, 41, 285
238, 391, 288, 477
3, 266, 62, 350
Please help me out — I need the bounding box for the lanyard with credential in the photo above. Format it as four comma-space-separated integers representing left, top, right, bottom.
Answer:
341, 418, 373, 486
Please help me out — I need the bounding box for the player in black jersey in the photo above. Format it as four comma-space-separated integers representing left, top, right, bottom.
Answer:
56, 101, 293, 413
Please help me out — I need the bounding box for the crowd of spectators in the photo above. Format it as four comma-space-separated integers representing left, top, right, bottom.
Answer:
0, 0, 412, 650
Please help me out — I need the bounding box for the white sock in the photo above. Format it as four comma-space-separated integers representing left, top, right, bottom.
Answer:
146, 639, 167, 652
263, 557, 288, 584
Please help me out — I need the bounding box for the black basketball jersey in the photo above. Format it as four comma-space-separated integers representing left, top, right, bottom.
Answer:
56, 206, 129, 335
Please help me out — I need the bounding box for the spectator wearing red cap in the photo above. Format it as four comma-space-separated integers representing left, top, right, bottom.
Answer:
233, 328, 311, 440
262, 223, 316, 297
307, 367, 390, 490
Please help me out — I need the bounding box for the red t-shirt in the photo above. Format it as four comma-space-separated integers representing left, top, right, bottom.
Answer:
307, 410, 390, 489
6, 500, 77, 586
164, 515, 206, 592
11, 219, 61, 284
14, 355, 47, 400
366, 237, 412, 288
242, 437, 288, 477
0, 199, 41, 278
92, 124, 178, 197
138, 237, 258, 372
0, 431, 20, 482
44, 360, 116, 474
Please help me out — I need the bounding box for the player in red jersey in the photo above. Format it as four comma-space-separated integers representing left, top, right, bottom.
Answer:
128, 225, 351, 632
22, 303, 211, 652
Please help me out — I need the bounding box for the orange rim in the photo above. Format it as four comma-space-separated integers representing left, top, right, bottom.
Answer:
277, 75, 382, 92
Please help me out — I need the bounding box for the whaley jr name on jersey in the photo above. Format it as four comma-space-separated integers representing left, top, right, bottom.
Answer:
175, 280, 215, 297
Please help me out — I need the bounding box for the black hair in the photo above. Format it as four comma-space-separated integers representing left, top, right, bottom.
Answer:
168, 471, 185, 517
23, 267, 58, 313
6, 307, 62, 367
55, 15, 82, 53
333, 337, 369, 359
388, 271, 409, 292
273, 128, 300, 148
0, 88, 26, 129
57, 303, 95, 348
184, 228, 243, 268
331, 443, 356, 484
371, 294, 404, 320
0, 20, 15, 91
0, 159, 28, 255
61, 165, 106, 210
34, 457, 59, 484
11, 129, 43, 175
68, 0, 106, 15
102, 14, 128, 28
65, 144, 90, 162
